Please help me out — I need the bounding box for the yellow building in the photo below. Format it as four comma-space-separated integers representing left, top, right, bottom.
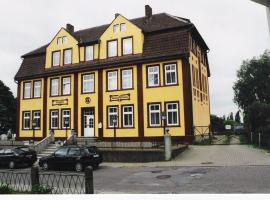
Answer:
15, 5, 211, 144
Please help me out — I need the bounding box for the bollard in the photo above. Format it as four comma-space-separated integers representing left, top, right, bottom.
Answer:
85, 166, 94, 194
31, 166, 40, 188
164, 133, 172, 161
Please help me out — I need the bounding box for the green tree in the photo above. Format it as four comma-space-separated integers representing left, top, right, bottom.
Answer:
229, 112, 234, 121
235, 111, 241, 123
233, 51, 270, 134
0, 80, 16, 133
210, 114, 225, 132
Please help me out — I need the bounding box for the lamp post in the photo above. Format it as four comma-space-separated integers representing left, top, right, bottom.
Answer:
64, 119, 69, 146
32, 119, 37, 145
112, 115, 117, 145
161, 111, 167, 135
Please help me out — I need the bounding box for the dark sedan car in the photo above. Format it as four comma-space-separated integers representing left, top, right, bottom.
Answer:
39, 146, 102, 172
15, 146, 37, 164
0, 148, 37, 169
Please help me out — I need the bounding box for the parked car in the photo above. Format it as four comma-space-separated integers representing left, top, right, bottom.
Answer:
87, 146, 103, 168
39, 146, 103, 172
14, 146, 37, 164
0, 148, 37, 169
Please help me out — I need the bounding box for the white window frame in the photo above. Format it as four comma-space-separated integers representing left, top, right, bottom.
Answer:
85, 46, 94, 61
122, 105, 133, 128
62, 109, 70, 129
165, 64, 177, 85
23, 112, 30, 130
82, 74, 94, 93
108, 40, 117, 57
120, 23, 126, 32
64, 49, 72, 65
149, 104, 161, 127
166, 103, 179, 126
107, 71, 118, 91
147, 66, 160, 87
121, 69, 132, 89
62, 77, 71, 95
52, 51, 60, 67
33, 81, 41, 98
24, 82, 31, 99
113, 24, 120, 33
122, 37, 133, 55
50, 110, 58, 129
108, 107, 118, 128
33, 111, 41, 129
51, 78, 59, 96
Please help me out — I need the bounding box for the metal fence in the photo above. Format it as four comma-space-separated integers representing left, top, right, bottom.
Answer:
0, 167, 93, 194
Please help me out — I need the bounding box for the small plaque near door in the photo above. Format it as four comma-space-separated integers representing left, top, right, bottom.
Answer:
85, 97, 91, 104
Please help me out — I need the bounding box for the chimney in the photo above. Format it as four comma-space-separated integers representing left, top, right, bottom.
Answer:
115, 13, 120, 18
145, 5, 152, 19
66, 23, 74, 33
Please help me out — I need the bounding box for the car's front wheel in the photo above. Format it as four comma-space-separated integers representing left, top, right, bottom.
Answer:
75, 163, 83, 172
9, 161, 15, 169
42, 162, 49, 170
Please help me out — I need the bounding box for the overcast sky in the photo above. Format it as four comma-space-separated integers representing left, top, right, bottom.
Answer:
0, 0, 269, 117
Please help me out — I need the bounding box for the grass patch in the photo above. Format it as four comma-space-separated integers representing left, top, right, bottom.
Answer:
0, 183, 52, 194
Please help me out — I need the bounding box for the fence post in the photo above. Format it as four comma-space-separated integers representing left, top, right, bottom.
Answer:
31, 166, 40, 189
85, 166, 94, 194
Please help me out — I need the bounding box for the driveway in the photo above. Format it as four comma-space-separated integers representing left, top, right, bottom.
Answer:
102, 145, 270, 168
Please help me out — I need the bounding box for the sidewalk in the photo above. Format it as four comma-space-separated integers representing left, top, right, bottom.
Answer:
101, 145, 270, 168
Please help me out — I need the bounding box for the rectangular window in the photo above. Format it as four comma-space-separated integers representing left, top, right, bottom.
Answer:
24, 82, 31, 99
122, 37, 133, 55
147, 66, 159, 87
32, 111, 41, 129
62, 109, 70, 129
149, 104, 161, 127
82, 74, 94, 93
120, 23, 126, 32
164, 64, 177, 85
62, 77, 71, 95
107, 71, 117, 91
62, 36, 68, 44
108, 40, 117, 57
121, 69, 132, 89
166, 103, 179, 126
108, 106, 118, 128
122, 105, 133, 128
51, 78, 59, 96
52, 51, 60, 67
50, 110, 58, 129
23, 112, 30, 130
113, 24, 119, 33
63, 49, 72, 65
85, 46, 94, 61
57, 37, 62, 45
33, 81, 41, 98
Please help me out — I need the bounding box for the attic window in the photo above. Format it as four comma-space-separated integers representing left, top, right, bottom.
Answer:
113, 24, 120, 33
57, 36, 68, 45
120, 23, 126, 32
57, 37, 62, 45
62, 36, 68, 44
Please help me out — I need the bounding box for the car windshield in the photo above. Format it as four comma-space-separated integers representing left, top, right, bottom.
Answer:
54, 148, 68, 156
67, 148, 81, 156
13, 148, 24, 154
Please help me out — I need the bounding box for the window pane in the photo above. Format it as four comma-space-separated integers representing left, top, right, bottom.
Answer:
122, 69, 132, 89
33, 81, 41, 98
85, 46, 94, 61
166, 103, 179, 125
52, 51, 60, 66
33, 111, 41, 129
83, 74, 94, 93
64, 49, 72, 65
55, 148, 68, 157
108, 71, 117, 90
123, 106, 133, 127
62, 110, 70, 128
62, 77, 71, 95
120, 23, 126, 32
24, 82, 31, 98
123, 38, 132, 55
62, 36, 68, 44
51, 79, 59, 96
108, 107, 118, 127
51, 111, 58, 129
57, 37, 62, 45
165, 64, 177, 85
148, 66, 159, 86
113, 24, 119, 33
108, 40, 117, 57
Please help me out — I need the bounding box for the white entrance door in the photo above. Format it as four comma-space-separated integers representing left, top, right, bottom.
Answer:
84, 109, 94, 137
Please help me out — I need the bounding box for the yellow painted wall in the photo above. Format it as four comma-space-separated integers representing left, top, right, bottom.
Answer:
99, 15, 144, 59
45, 28, 79, 68
189, 51, 210, 135
19, 79, 44, 138
102, 66, 139, 138
77, 71, 99, 137
142, 60, 186, 137
46, 74, 74, 137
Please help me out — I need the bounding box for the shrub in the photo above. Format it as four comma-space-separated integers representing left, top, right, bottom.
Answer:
0, 183, 14, 194
31, 184, 52, 194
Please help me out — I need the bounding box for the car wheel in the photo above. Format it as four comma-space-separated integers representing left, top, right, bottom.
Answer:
75, 163, 83, 172
42, 162, 49, 170
9, 161, 15, 169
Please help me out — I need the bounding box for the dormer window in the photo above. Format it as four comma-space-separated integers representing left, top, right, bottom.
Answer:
122, 37, 133, 55
113, 24, 120, 33
52, 51, 60, 67
107, 40, 118, 58
120, 23, 126, 32
85, 46, 94, 61
63, 49, 72, 65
